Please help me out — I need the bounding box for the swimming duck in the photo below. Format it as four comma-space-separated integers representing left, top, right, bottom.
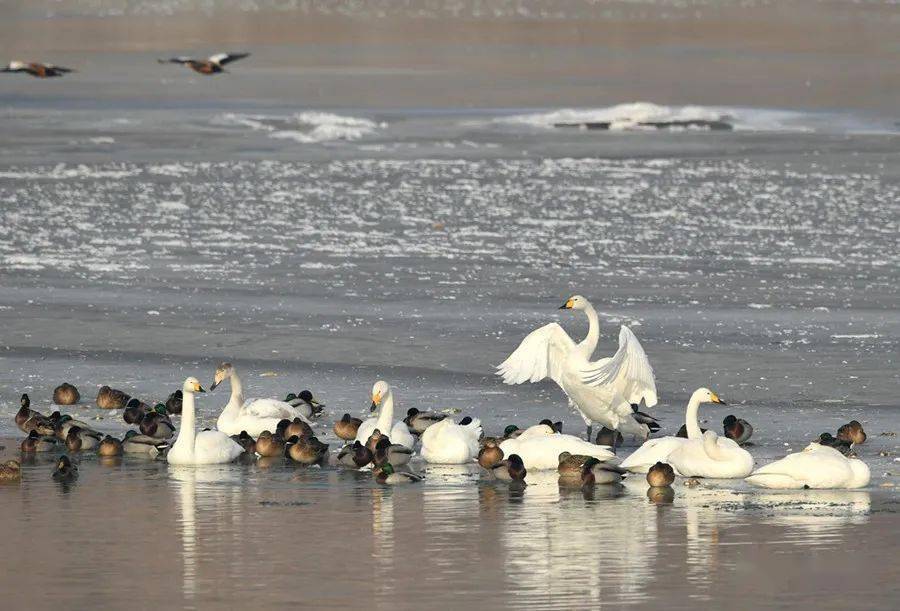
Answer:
255, 431, 286, 458
65, 426, 102, 451
420, 417, 482, 464
165, 390, 183, 415
723, 415, 753, 445
285, 434, 329, 466
284, 390, 325, 420
53, 383, 80, 406
374, 463, 422, 485
746, 443, 870, 489
557, 451, 591, 479
581, 457, 625, 486
16, 394, 55, 435
337, 441, 373, 468
96, 386, 130, 410
837, 420, 866, 445
21, 430, 59, 452
646, 461, 675, 487
373, 436, 413, 468
158, 52, 250, 75
3, 61, 74, 78
489, 453, 527, 482
355, 381, 416, 450
334, 413, 363, 441
595, 427, 624, 448
0, 460, 21, 482
478, 439, 504, 469
121, 430, 169, 456
52, 456, 78, 482
139, 406, 176, 440
167, 377, 243, 465
403, 408, 448, 435
817, 433, 852, 456
230, 431, 256, 454
98, 435, 124, 457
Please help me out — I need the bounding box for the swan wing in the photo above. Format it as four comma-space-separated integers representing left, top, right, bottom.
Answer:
194, 430, 243, 464
619, 436, 685, 472
496, 323, 576, 385
581, 325, 658, 407
243, 398, 311, 424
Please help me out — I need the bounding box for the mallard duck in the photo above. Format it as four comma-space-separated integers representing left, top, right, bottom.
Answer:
121, 430, 168, 456
96, 386, 130, 410
646, 461, 675, 487
52, 455, 78, 482
837, 420, 866, 445
557, 451, 591, 478
502, 425, 523, 440
139, 406, 176, 440
818, 432, 852, 456
16, 394, 55, 435
165, 389, 183, 415
631, 404, 661, 434
0, 460, 21, 482
374, 463, 422, 485
337, 441, 373, 468
65, 426, 102, 451
365, 429, 386, 454
230, 431, 256, 454
334, 413, 362, 441
21, 430, 59, 452
98, 435, 124, 457
285, 434, 329, 466
51, 413, 99, 441
723, 415, 753, 445
594, 427, 624, 448
581, 457, 625, 486
282, 417, 313, 440
403, 408, 447, 435
285, 390, 325, 419
374, 436, 413, 467
53, 383, 80, 406
478, 440, 504, 469
122, 398, 150, 425
255, 431, 285, 458
490, 453, 527, 482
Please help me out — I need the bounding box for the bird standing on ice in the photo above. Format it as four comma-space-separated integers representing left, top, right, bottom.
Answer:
158, 52, 250, 75
3, 61, 74, 78
497, 295, 658, 440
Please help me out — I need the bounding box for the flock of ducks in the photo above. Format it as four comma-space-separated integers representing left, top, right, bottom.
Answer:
3, 53, 250, 78
2, 295, 875, 493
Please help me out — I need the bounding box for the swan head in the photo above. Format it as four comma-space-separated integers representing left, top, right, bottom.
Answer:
692, 387, 726, 405
210, 362, 234, 391
371, 380, 390, 411
559, 294, 589, 311
182, 377, 205, 394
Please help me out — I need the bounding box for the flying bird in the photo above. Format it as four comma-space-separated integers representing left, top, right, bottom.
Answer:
2, 61, 74, 78
158, 52, 250, 75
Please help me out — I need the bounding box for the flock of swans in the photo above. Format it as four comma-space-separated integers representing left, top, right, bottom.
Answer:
6, 295, 872, 491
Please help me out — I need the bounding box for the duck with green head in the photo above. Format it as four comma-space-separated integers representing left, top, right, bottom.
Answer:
165, 389, 183, 415
122, 430, 169, 456
373, 436, 413, 468
490, 454, 527, 482
66, 426, 102, 451
52, 455, 78, 482
139, 405, 176, 440
52, 412, 100, 441
284, 390, 325, 420
337, 441, 373, 468
403, 408, 447, 435
374, 463, 422, 485
581, 457, 625, 486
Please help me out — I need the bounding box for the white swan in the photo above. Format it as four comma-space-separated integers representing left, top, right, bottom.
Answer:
746, 443, 870, 489
420, 417, 482, 464
666, 430, 754, 479
167, 377, 243, 465
497, 295, 657, 440
620, 388, 726, 473
355, 381, 416, 450
211, 363, 312, 437
499, 433, 617, 470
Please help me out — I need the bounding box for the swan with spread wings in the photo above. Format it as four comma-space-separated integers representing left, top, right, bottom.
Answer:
497, 295, 658, 441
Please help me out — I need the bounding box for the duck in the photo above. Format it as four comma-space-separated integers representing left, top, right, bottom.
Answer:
837, 420, 866, 445
167, 377, 243, 465
123, 398, 151, 425
284, 390, 325, 420
16, 394, 54, 435
165, 390, 183, 415
52, 413, 100, 441
723, 415, 753, 445
478, 439, 504, 469
53, 383, 80, 406
499, 432, 617, 471
818, 432, 852, 456
595, 427, 624, 448
501, 425, 523, 440
374, 463, 422, 485
365, 429, 387, 453
21, 430, 59, 452
0, 460, 22, 482
557, 452, 591, 479
354, 381, 416, 450
489, 453, 527, 482
333, 413, 363, 441
746, 443, 870, 489
121, 430, 168, 456
96, 386, 130, 410
98, 435, 124, 457
666, 430, 754, 479
281, 417, 313, 440
630, 405, 661, 434
373, 436, 413, 468
254, 431, 286, 458
646, 461, 675, 487
420, 417, 482, 464
285, 434, 329, 466
230, 431, 256, 454
403, 408, 447, 435
3, 61, 74, 78
211, 363, 313, 437
337, 441, 373, 468
620, 388, 726, 473
158, 52, 250, 75
676, 423, 708, 438
52, 456, 78, 482
65, 426, 102, 451
539, 418, 564, 433
581, 457, 625, 486
139, 406, 176, 440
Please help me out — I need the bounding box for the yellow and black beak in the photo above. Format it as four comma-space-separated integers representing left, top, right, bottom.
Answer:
370, 401, 378, 412
559, 298, 574, 310
195, 383, 206, 393
710, 392, 726, 405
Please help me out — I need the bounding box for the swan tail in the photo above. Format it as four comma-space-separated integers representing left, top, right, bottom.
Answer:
745, 472, 802, 489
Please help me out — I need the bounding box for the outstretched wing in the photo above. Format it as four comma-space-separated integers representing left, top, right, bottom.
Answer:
159, 56, 195, 64
581, 325, 657, 406
209, 52, 250, 66
496, 323, 576, 386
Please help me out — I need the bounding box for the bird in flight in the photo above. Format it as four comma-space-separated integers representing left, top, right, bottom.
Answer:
2, 61, 74, 78
158, 52, 250, 75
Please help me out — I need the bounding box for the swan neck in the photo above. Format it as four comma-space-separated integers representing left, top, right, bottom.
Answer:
582, 301, 600, 354
685, 395, 703, 440
703, 434, 725, 461
175, 391, 196, 457
376, 392, 394, 433
226, 372, 244, 413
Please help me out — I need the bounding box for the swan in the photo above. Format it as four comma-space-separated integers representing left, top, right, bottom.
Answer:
355, 381, 416, 450
620, 388, 725, 473
167, 377, 243, 466
497, 295, 657, 440
666, 430, 754, 479
746, 443, 870, 489
420, 417, 482, 464
211, 363, 312, 437
499, 433, 617, 470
